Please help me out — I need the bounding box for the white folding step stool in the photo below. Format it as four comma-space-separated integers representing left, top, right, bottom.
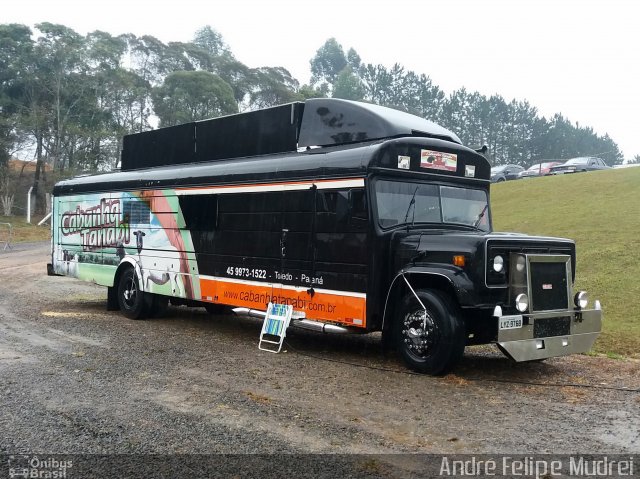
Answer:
258, 303, 293, 353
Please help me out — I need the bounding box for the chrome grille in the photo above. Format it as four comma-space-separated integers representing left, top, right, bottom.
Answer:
529, 261, 569, 311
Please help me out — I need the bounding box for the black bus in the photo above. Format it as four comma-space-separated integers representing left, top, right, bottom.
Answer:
49, 98, 602, 374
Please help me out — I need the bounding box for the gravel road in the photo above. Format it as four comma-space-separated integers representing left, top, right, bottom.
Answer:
0, 242, 638, 475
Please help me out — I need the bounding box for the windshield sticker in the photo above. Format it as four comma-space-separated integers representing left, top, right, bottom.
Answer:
398, 155, 410, 170
465, 165, 476, 177
420, 150, 457, 172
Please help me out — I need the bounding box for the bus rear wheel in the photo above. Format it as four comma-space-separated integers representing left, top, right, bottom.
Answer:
394, 289, 465, 375
117, 267, 148, 320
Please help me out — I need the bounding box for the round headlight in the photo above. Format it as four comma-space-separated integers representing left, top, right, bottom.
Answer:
516, 255, 526, 272
574, 291, 588, 309
515, 293, 529, 312
493, 255, 504, 273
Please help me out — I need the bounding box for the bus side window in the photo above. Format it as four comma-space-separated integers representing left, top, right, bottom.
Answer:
123, 199, 151, 225
317, 190, 349, 223
316, 189, 367, 230
349, 189, 368, 221
336, 191, 349, 223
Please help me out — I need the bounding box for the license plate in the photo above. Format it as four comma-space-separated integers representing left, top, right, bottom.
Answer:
499, 315, 523, 330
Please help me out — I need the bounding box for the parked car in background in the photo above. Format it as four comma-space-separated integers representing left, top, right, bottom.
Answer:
519, 161, 562, 178
549, 157, 610, 174
613, 163, 640, 169
490, 164, 524, 182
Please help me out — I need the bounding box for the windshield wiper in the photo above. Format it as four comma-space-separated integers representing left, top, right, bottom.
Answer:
403, 186, 419, 225
473, 204, 489, 228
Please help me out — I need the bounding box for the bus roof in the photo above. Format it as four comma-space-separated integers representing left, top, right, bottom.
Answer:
119, 99, 462, 171
54, 137, 490, 196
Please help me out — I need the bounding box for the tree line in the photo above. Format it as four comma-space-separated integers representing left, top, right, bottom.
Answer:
310, 38, 624, 167
0, 23, 320, 211
0, 26, 625, 213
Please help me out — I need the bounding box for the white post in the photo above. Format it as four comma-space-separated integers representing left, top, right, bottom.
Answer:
37, 212, 52, 226
26, 186, 33, 223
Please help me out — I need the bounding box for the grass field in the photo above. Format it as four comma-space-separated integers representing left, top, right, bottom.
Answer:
0, 215, 51, 244
491, 167, 640, 358
3, 168, 637, 357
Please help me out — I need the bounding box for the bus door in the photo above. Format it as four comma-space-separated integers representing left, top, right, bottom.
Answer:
278, 188, 316, 312
307, 186, 369, 326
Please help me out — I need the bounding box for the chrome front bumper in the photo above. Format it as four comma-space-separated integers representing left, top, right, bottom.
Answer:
496, 308, 602, 362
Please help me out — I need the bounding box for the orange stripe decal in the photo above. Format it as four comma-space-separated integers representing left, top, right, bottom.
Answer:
199, 277, 366, 328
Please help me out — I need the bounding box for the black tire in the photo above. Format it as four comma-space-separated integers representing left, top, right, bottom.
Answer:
496, 177, 506, 182
117, 267, 148, 320
394, 289, 465, 375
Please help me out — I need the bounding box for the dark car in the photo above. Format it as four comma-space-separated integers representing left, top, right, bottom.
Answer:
549, 157, 610, 174
519, 161, 562, 178
490, 164, 524, 182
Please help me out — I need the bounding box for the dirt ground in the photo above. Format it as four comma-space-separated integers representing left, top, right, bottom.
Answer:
0, 243, 638, 473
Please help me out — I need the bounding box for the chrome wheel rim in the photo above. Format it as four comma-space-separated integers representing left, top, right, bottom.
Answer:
122, 276, 138, 309
401, 309, 439, 359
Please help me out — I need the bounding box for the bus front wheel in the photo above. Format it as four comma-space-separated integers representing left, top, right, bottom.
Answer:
117, 267, 148, 320
394, 289, 465, 375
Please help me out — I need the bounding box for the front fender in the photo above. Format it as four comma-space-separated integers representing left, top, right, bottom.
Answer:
381, 266, 477, 331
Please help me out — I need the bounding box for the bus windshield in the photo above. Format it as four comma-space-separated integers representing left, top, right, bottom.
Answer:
374, 179, 491, 231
